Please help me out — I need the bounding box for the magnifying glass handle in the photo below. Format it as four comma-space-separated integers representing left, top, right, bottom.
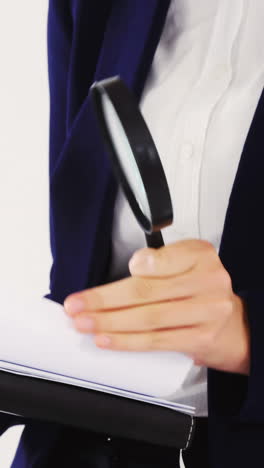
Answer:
145, 231, 164, 249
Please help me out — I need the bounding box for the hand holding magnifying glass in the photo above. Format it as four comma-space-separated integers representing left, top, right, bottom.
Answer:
64, 77, 249, 376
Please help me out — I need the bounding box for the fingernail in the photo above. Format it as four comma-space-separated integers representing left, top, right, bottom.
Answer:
129, 252, 154, 271
74, 316, 95, 331
64, 297, 85, 316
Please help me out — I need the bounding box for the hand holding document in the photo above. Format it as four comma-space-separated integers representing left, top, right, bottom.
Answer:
0, 290, 196, 414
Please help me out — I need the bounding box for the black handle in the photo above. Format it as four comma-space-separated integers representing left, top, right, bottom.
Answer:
145, 231, 164, 248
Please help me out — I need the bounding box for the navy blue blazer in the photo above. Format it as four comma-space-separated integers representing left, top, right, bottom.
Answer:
3, 1, 264, 467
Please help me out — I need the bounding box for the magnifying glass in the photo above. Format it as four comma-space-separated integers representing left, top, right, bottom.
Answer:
89, 76, 173, 248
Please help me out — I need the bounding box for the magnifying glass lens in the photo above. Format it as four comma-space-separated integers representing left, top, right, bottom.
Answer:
101, 92, 151, 221
90, 76, 174, 249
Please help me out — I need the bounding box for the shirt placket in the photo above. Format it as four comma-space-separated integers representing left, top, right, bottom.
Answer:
171, 0, 244, 239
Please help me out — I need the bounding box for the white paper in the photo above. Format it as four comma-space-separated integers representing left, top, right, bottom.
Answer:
0, 293, 195, 414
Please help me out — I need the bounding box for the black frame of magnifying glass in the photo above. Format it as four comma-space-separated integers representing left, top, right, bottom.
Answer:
89, 76, 173, 236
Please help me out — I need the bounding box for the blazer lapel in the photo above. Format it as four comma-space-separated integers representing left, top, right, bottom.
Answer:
218, 88, 264, 292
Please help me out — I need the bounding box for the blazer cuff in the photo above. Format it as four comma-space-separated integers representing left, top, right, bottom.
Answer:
208, 288, 264, 423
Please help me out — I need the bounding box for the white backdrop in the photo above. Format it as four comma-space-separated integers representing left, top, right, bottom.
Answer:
0, 0, 51, 302
0, 1, 49, 466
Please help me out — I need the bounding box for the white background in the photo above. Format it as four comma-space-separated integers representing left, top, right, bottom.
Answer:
0, 1, 50, 465
0, 1, 186, 466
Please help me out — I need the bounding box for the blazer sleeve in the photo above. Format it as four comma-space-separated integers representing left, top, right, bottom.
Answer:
47, 0, 73, 178
208, 287, 264, 424
46, 1, 113, 300
47, 0, 112, 178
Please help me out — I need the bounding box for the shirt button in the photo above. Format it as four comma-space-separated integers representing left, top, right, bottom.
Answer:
180, 143, 194, 161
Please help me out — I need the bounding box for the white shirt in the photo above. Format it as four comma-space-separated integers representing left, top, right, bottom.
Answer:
106, 0, 264, 416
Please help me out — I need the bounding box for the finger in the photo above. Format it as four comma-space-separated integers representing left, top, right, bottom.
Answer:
72, 297, 216, 334
129, 239, 218, 277
93, 326, 202, 353
64, 271, 201, 316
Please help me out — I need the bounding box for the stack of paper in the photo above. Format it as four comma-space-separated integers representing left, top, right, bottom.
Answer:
0, 292, 195, 415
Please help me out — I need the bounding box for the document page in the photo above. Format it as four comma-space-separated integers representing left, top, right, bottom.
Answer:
0, 291, 195, 414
